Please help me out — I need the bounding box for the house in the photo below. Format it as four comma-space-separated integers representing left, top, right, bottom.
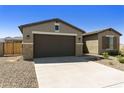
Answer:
19, 18, 122, 60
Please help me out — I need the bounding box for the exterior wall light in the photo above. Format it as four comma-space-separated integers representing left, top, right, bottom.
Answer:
26, 35, 30, 39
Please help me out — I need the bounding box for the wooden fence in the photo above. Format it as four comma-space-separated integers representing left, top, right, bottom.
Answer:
4, 41, 22, 56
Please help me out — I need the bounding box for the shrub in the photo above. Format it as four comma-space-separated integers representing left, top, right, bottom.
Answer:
120, 46, 124, 56
119, 51, 124, 56
117, 55, 124, 63
107, 50, 119, 56
102, 52, 109, 59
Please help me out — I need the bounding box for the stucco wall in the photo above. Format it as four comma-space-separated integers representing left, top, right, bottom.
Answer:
98, 30, 120, 54
22, 43, 33, 60
83, 34, 98, 54
22, 20, 84, 60
0, 43, 4, 56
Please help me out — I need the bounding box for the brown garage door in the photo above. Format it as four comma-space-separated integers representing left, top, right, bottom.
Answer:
34, 34, 75, 58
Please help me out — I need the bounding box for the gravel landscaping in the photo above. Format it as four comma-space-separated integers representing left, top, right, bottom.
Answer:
0, 57, 38, 88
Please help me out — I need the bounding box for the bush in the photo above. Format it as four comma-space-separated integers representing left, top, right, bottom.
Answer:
102, 52, 109, 59
120, 46, 124, 56
119, 51, 124, 56
107, 50, 119, 56
117, 55, 124, 63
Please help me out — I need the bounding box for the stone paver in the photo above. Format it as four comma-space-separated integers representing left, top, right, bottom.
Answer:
34, 57, 124, 88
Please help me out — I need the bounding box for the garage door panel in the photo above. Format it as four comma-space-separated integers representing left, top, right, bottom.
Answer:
34, 34, 75, 58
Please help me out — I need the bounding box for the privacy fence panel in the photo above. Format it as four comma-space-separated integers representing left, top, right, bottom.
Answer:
4, 41, 22, 56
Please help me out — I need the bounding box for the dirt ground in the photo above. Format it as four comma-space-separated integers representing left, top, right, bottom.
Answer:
96, 57, 124, 71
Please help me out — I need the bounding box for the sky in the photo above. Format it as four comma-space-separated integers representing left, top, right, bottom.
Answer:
0, 5, 124, 43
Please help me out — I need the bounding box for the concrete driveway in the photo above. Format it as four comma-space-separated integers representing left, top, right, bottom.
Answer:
34, 56, 124, 88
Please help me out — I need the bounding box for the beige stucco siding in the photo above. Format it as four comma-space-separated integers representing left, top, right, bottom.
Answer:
83, 34, 98, 54
85, 40, 98, 54
22, 20, 84, 60
98, 30, 120, 54
22, 21, 83, 43
22, 43, 33, 60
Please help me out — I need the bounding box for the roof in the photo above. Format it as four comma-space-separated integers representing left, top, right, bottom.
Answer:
0, 37, 22, 43
4, 37, 23, 41
82, 28, 122, 36
19, 18, 86, 33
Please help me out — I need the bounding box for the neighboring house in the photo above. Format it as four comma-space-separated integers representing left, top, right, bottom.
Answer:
4, 37, 22, 42
19, 18, 122, 60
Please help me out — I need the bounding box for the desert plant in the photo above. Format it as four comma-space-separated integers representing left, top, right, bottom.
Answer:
117, 55, 124, 63
117, 55, 121, 58
120, 46, 124, 56
106, 50, 119, 56
102, 52, 109, 59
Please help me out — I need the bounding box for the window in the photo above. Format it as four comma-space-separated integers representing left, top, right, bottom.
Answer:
54, 22, 60, 32
55, 25, 59, 30
109, 37, 114, 49
54, 24, 60, 32
102, 35, 114, 50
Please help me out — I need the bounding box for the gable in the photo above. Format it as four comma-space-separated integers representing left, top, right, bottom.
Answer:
98, 29, 121, 37
19, 18, 85, 34
83, 28, 122, 36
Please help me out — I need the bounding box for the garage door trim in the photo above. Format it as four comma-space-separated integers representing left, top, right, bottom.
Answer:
32, 31, 77, 36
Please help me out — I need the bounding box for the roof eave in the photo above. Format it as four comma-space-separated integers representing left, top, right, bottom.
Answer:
82, 33, 98, 36
108, 28, 122, 36
18, 26, 23, 33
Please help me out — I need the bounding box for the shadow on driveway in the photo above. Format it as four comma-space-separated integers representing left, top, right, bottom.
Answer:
34, 55, 103, 64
